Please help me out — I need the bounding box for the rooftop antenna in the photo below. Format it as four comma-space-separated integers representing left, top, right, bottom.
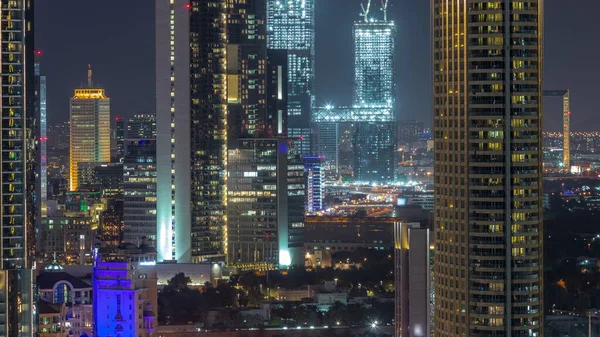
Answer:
381, 0, 389, 21
360, 0, 372, 22
87, 64, 92, 87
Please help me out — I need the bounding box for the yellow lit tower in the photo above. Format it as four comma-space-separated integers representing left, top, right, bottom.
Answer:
69, 65, 111, 191
432, 1, 544, 336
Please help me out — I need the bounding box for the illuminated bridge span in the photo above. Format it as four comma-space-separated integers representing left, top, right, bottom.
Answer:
312, 105, 394, 123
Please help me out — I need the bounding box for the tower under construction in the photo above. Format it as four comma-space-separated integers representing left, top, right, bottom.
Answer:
313, 0, 397, 183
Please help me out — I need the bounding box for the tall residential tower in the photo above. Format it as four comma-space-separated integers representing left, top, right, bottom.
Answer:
0, 1, 35, 335
432, 1, 544, 336
69, 66, 111, 191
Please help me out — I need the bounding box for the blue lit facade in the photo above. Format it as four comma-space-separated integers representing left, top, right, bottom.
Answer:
303, 156, 324, 213
267, 0, 315, 155
352, 20, 397, 183
93, 250, 157, 337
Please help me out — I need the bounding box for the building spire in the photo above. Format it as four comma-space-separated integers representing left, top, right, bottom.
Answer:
87, 64, 92, 87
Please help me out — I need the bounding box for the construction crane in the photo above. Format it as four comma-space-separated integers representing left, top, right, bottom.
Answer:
360, 0, 389, 22
543, 90, 571, 169
360, 0, 372, 22
380, 0, 389, 21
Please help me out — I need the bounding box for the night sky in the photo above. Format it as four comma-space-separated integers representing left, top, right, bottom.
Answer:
35, 0, 599, 131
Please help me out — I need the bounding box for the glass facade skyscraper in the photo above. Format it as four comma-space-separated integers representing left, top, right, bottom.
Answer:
267, 0, 315, 155
227, 138, 305, 268
123, 114, 157, 246
156, 0, 288, 263
156, 0, 226, 263
432, 1, 544, 336
352, 19, 397, 183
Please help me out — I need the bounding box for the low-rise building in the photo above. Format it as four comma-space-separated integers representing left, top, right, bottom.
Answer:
304, 216, 401, 267
36, 267, 93, 337
38, 300, 66, 337
93, 244, 158, 337
39, 213, 95, 265
156, 262, 221, 288
314, 292, 347, 311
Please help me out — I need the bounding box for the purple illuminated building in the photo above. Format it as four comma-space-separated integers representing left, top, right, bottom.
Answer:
93, 243, 158, 337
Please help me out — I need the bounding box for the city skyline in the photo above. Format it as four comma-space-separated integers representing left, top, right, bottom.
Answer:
15, 1, 600, 336
34, 0, 595, 132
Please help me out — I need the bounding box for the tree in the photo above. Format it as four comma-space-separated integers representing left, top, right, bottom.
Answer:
166, 272, 191, 292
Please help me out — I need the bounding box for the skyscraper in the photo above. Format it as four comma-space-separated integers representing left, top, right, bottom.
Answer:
352, 17, 397, 183
156, 0, 221, 264
156, 0, 283, 263
227, 138, 305, 267
35, 57, 48, 218
123, 114, 157, 246
69, 66, 111, 191
0, 1, 35, 335
267, 0, 315, 156
113, 117, 125, 163
432, 1, 543, 336
226, 0, 287, 147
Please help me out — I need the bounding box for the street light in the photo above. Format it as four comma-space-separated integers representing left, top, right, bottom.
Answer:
588, 309, 600, 337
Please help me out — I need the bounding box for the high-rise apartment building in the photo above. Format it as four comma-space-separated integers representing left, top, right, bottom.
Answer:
123, 114, 157, 246
267, 0, 315, 156
69, 66, 110, 191
227, 138, 305, 267
156, 0, 287, 263
432, 1, 544, 336
0, 1, 35, 335
352, 19, 397, 183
